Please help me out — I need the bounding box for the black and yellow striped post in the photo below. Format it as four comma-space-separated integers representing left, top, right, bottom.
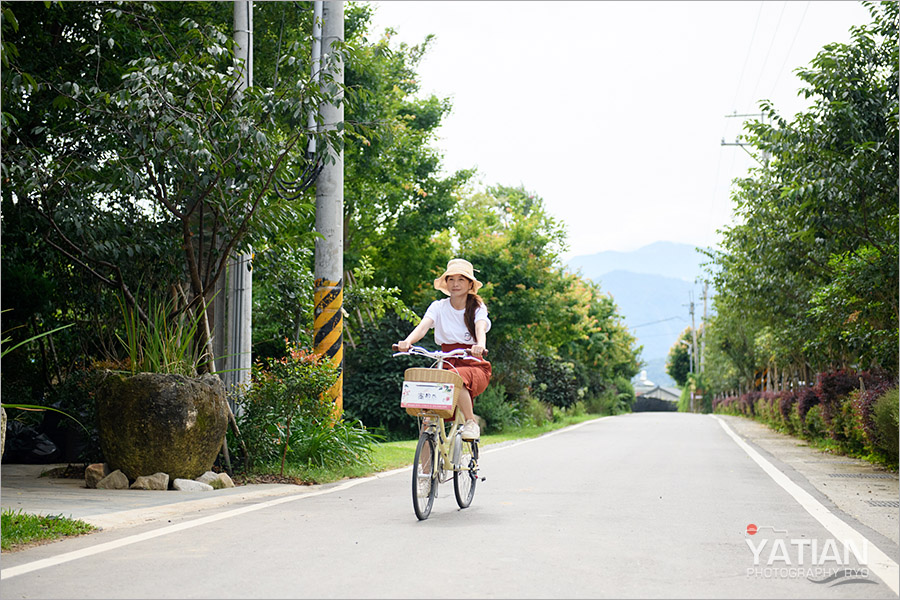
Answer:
314, 278, 343, 414
313, 2, 344, 417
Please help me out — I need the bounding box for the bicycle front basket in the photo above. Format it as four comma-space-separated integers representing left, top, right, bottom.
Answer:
401, 368, 464, 418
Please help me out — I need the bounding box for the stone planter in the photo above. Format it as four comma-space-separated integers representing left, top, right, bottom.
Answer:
96, 372, 227, 481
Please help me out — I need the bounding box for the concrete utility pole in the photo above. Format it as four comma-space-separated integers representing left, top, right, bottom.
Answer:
689, 292, 697, 412
314, 1, 344, 415
223, 0, 254, 399
700, 282, 708, 374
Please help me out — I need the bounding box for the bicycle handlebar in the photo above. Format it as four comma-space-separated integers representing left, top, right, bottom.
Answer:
391, 344, 487, 360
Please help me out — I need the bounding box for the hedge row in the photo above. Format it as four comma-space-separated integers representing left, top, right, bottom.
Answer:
712, 369, 898, 467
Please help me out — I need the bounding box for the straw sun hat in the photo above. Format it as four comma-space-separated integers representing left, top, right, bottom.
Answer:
433, 258, 483, 296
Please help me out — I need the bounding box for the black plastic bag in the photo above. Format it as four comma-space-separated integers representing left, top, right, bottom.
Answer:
3, 420, 62, 464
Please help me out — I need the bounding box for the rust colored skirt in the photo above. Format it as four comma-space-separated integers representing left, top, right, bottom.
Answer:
440, 343, 492, 400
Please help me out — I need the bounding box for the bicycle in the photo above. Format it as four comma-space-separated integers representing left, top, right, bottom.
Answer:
392, 344, 484, 520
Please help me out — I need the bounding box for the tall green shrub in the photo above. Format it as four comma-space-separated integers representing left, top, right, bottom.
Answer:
872, 387, 899, 462
231, 343, 339, 474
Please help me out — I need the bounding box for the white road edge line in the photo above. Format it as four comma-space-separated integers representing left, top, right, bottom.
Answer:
713, 415, 899, 595
0, 469, 404, 580
1, 417, 610, 581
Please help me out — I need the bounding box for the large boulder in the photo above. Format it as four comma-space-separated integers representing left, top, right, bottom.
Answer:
96, 372, 227, 481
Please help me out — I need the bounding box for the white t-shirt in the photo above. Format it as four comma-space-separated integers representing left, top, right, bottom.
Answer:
423, 298, 491, 346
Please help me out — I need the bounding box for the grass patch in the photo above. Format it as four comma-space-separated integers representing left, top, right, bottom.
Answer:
236, 412, 607, 484
1, 508, 96, 552
369, 412, 603, 472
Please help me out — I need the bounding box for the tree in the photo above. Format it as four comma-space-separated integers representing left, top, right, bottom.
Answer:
666, 328, 693, 387
2, 2, 341, 371
704, 1, 898, 393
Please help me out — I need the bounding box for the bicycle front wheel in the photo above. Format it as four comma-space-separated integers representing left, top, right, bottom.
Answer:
412, 432, 437, 520
453, 437, 478, 508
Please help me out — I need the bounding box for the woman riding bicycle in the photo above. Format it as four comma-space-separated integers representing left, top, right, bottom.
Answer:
396, 258, 492, 441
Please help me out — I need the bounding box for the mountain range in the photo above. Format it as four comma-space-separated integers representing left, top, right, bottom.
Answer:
566, 241, 712, 388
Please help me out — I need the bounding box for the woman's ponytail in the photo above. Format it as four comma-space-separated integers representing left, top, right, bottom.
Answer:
464, 293, 484, 342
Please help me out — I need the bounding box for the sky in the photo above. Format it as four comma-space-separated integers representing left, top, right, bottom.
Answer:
365, 1, 873, 260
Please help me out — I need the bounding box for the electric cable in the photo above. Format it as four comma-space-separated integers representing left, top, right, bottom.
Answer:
768, 0, 811, 102
747, 0, 788, 111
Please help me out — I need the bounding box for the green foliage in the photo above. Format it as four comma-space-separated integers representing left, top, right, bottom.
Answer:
583, 376, 634, 416
520, 396, 555, 427
533, 354, 580, 410
252, 246, 316, 362
284, 417, 377, 470
342, 314, 421, 440
1, 508, 95, 551
713, 372, 897, 469
703, 2, 898, 396
474, 383, 519, 434
2, 1, 341, 374
872, 387, 899, 462
231, 342, 339, 474
115, 294, 205, 377
666, 328, 693, 387
456, 185, 640, 408
341, 20, 472, 305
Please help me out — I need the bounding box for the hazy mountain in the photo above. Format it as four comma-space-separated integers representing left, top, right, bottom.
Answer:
566, 242, 712, 388
568, 241, 709, 283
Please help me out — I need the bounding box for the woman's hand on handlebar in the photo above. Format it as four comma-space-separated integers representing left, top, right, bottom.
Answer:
394, 340, 411, 352
470, 344, 487, 359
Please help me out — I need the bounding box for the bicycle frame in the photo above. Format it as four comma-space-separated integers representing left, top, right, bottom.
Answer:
421, 409, 466, 483
394, 345, 482, 519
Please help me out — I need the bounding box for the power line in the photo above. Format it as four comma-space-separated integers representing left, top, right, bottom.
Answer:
630, 316, 684, 330
731, 1, 766, 112
747, 0, 788, 109
768, 0, 811, 100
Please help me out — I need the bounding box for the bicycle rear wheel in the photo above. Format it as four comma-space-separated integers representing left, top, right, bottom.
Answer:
453, 437, 478, 508
412, 432, 437, 520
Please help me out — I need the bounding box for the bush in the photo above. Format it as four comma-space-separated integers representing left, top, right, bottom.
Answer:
839, 392, 868, 455
343, 315, 420, 440
533, 354, 579, 409
815, 369, 858, 427
231, 342, 339, 473
797, 387, 820, 423
520, 396, 553, 427
802, 405, 826, 440
474, 383, 519, 434
287, 417, 376, 469
872, 387, 899, 462
778, 391, 798, 433
852, 378, 896, 448
590, 383, 634, 415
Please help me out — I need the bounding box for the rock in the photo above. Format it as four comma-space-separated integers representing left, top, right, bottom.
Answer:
96, 469, 129, 490
130, 472, 169, 490
195, 471, 219, 485
173, 478, 214, 492
85, 463, 111, 489
211, 473, 235, 489
96, 372, 227, 480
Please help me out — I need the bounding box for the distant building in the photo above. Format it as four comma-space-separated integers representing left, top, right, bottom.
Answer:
632, 370, 679, 412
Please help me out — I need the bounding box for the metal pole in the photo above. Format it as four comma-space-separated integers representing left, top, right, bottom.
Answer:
314, 1, 344, 416
225, 0, 253, 401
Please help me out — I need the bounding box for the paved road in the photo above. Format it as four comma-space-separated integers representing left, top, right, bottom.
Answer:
2, 413, 898, 598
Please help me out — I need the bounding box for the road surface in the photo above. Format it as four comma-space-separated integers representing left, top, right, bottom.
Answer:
2, 413, 898, 598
